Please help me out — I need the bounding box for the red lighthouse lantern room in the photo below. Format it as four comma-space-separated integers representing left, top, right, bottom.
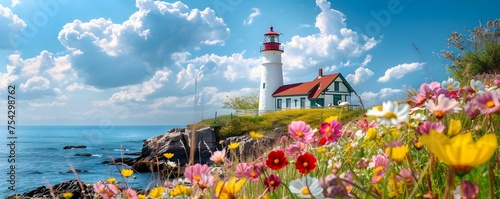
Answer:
261, 26, 283, 52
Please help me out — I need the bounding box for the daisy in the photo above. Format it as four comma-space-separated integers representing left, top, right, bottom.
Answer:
441, 78, 460, 92
366, 101, 410, 126
289, 175, 324, 199
425, 94, 461, 119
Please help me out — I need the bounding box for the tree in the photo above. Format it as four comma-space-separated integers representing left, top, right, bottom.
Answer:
222, 93, 259, 110
442, 19, 500, 84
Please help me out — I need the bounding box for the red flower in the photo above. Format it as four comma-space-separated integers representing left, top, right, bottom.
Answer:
265, 150, 288, 170
318, 137, 327, 146
263, 174, 281, 192
295, 152, 317, 174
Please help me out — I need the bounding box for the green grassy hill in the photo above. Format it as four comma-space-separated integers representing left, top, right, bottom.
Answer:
192, 108, 366, 137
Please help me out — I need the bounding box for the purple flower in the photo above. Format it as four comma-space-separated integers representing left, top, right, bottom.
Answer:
475, 91, 500, 115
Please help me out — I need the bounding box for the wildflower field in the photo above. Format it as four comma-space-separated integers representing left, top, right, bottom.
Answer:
61, 75, 499, 199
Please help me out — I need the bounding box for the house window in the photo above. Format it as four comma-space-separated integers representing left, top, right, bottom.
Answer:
334, 82, 339, 91
294, 99, 298, 107
277, 99, 282, 109
300, 98, 305, 107
263, 83, 266, 89
286, 98, 291, 108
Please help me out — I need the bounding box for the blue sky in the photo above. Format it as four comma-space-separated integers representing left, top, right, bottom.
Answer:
0, 0, 498, 125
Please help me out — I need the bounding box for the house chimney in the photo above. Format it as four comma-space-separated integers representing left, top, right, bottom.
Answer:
318, 68, 323, 77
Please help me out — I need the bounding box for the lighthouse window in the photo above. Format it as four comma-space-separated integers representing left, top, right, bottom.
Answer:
270, 36, 276, 42
262, 83, 266, 89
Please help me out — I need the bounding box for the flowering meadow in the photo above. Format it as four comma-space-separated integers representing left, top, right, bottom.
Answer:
60, 75, 499, 199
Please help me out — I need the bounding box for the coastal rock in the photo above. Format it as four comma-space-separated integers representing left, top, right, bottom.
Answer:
6, 179, 92, 199
102, 157, 136, 166
224, 135, 278, 161
124, 152, 142, 156
61, 169, 89, 174
133, 127, 217, 172
74, 153, 92, 157
63, 145, 87, 149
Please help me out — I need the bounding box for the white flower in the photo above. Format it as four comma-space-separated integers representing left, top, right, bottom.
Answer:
166, 160, 177, 168
366, 101, 410, 126
442, 78, 460, 92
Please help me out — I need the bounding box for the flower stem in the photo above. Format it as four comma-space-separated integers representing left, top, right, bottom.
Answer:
489, 159, 495, 199
443, 167, 454, 199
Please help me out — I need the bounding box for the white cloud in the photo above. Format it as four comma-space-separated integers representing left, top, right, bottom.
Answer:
0, 3, 26, 49
359, 87, 405, 108
378, 62, 424, 82
281, 0, 380, 76
98, 68, 171, 104
29, 101, 66, 108
346, 67, 374, 85
243, 8, 261, 26
361, 54, 372, 67
11, 0, 20, 7
20, 76, 51, 92
58, 0, 230, 89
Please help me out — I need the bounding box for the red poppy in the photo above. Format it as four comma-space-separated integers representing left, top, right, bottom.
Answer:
265, 150, 288, 170
263, 174, 281, 192
295, 152, 317, 174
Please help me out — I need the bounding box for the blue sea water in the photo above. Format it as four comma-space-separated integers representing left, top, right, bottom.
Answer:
0, 125, 183, 197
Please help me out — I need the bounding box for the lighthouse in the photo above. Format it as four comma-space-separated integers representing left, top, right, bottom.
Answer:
258, 26, 284, 113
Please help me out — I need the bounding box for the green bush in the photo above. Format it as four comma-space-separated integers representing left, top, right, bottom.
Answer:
219, 117, 256, 138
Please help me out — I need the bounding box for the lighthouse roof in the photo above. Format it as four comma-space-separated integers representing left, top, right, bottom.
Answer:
264, 26, 280, 36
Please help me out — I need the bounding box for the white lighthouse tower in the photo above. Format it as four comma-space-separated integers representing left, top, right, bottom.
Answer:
258, 26, 284, 113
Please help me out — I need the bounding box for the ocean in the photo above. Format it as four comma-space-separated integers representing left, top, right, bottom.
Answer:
0, 125, 183, 197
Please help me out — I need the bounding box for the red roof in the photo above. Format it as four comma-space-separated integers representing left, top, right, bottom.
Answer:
273, 73, 340, 98
265, 26, 280, 36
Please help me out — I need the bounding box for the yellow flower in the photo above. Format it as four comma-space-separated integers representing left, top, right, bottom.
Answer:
149, 186, 165, 199
385, 144, 408, 163
137, 194, 146, 199
249, 131, 264, 139
106, 178, 116, 183
170, 184, 192, 197
163, 152, 174, 159
365, 128, 376, 140
121, 168, 134, 178
63, 192, 73, 199
420, 131, 498, 175
228, 142, 240, 150
447, 119, 462, 136
215, 177, 247, 199
324, 116, 338, 123
316, 147, 327, 153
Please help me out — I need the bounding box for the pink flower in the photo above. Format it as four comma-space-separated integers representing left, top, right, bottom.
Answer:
235, 162, 251, 178
123, 188, 138, 199
475, 91, 500, 115
425, 94, 461, 119
413, 82, 443, 104
369, 154, 389, 168
198, 174, 214, 190
92, 182, 120, 199
464, 99, 481, 119
244, 163, 264, 182
357, 119, 378, 134
279, 135, 289, 144
285, 141, 307, 156
184, 163, 211, 185
494, 75, 500, 87
288, 121, 315, 143
319, 120, 343, 144
398, 168, 417, 185
210, 149, 226, 164
417, 121, 445, 135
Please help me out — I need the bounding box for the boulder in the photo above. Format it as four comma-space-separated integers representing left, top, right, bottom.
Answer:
132, 127, 217, 172
102, 157, 136, 166
63, 145, 87, 149
6, 179, 92, 199
74, 153, 92, 157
